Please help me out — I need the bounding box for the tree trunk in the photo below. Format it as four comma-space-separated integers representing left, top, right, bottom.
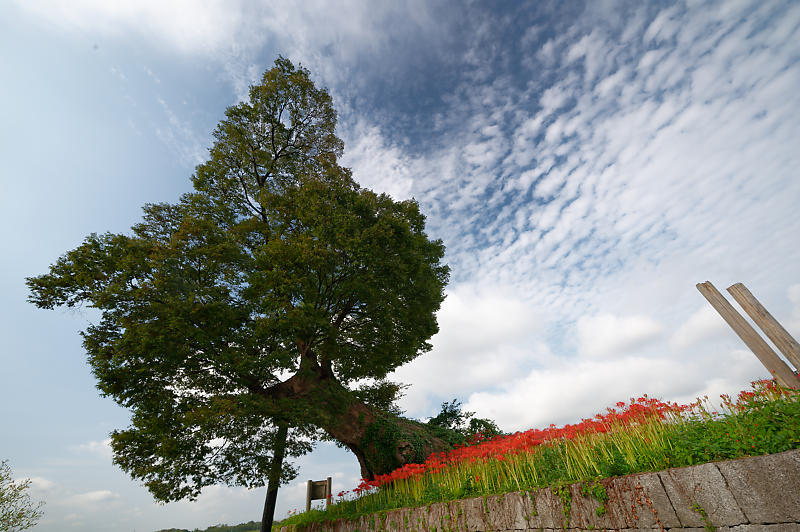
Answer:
260, 422, 289, 532
268, 359, 451, 480
326, 403, 448, 480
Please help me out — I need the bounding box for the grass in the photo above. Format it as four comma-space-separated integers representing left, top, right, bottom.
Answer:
274, 379, 800, 530
155, 520, 261, 532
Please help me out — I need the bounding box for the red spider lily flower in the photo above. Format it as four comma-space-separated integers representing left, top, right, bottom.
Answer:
340, 380, 787, 501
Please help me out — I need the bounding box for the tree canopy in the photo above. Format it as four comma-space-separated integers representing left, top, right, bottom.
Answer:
0, 460, 44, 532
426, 400, 504, 446
27, 57, 450, 501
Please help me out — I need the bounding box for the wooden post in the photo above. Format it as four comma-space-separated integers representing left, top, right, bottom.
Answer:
727, 282, 800, 371
306, 477, 333, 512
696, 281, 799, 389
326, 476, 332, 508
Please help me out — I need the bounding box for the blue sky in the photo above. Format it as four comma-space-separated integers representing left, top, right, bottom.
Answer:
2, 1, 800, 530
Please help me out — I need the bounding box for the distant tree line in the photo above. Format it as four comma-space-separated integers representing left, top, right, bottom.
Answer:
154, 520, 261, 532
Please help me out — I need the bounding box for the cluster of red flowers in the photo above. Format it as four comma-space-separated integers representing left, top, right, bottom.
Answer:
721, 378, 789, 412
339, 380, 781, 499
342, 394, 682, 497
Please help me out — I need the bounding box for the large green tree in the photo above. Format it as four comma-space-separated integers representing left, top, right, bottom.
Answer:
27, 58, 451, 507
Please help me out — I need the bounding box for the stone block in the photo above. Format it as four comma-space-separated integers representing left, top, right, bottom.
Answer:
514, 491, 539, 530
565, 480, 611, 530
528, 488, 564, 530
444, 501, 467, 530
529, 486, 568, 529
580, 472, 678, 530
460, 496, 490, 531
506, 491, 534, 530
408, 505, 430, 531
614, 529, 670, 532
371, 510, 391, 531
619, 471, 681, 529
380, 509, 399, 530
730, 525, 800, 532
659, 462, 746, 527
717, 449, 800, 524
484, 493, 527, 530
432, 501, 456, 531
359, 514, 374, 530
334, 517, 357, 532
421, 502, 440, 530
399, 507, 416, 531
356, 514, 373, 530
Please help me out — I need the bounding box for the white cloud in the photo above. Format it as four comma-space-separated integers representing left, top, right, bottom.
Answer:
577, 313, 663, 359
341, 123, 416, 200
154, 97, 208, 166
466, 356, 686, 433
565, 30, 610, 82
13, 0, 445, 108
15, 0, 247, 55
66, 490, 120, 506
391, 282, 544, 416
671, 305, 729, 350
70, 438, 113, 460
172, 484, 253, 511
466, 342, 770, 434
539, 85, 570, 114
27, 476, 56, 491
643, 4, 681, 43
532, 168, 565, 199
787, 284, 800, 338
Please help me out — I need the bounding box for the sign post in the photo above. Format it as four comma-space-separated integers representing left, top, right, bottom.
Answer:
306, 477, 332, 512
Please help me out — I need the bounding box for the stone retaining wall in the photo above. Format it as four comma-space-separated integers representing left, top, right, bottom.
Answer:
279, 449, 800, 531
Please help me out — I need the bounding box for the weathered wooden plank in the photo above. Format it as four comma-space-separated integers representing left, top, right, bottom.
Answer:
696, 281, 799, 389
307, 477, 332, 511
727, 282, 800, 371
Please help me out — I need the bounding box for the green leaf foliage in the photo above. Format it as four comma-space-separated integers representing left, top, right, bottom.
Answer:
26, 57, 449, 502
154, 521, 261, 532
1, 460, 44, 532
426, 399, 504, 446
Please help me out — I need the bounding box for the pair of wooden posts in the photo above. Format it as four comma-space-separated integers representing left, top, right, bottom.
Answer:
697, 281, 800, 389
305, 477, 332, 512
